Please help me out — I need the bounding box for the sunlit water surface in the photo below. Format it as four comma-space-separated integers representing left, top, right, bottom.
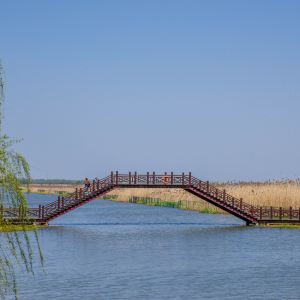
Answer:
7, 194, 300, 299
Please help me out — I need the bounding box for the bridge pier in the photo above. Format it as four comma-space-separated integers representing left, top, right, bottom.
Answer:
34, 221, 48, 226
246, 221, 256, 226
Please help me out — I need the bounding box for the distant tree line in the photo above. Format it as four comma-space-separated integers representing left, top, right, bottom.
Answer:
19, 179, 83, 185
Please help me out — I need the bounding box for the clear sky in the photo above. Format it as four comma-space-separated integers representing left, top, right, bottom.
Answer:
0, 0, 299, 181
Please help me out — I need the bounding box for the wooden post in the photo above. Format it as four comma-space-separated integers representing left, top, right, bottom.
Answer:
116, 171, 119, 186
79, 188, 83, 200
38, 205, 42, 219
216, 189, 218, 198
62, 197, 65, 208
232, 198, 234, 207
206, 181, 209, 192
111, 171, 114, 184
189, 172, 192, 186
240, 198, 243, 210
279, 207, 282, 220
223, 189, 226, 201
134, 172, 137, 185
92, 180, 95, 192
171, 172, 173, 185
129, 172, 131, 185
58, 196, 61, 210
260, 207, 262, 220
42, 206, 45, 220
153, 172, 155, 184
75, 188, 78, 200
97, 179, 100, 190
182, 172, 185, 186
147, 172, 149, 185
251, 205, 255, 216
19, 205, 22, 219
290, 207, 293, 220
270, 206, 273, 220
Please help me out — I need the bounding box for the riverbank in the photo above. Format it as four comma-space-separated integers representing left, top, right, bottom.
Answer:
0, 224, 43, 232
261, 224, 300, 229
127, 196, 220, 214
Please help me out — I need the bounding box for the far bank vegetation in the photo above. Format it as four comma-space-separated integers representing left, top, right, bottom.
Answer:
105, 180, 300, 213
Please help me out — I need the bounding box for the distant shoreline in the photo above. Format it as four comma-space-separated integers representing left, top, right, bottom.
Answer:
22, 183, 80, 195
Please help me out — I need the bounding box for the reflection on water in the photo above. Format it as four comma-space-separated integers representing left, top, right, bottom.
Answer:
13, 194, 300, 299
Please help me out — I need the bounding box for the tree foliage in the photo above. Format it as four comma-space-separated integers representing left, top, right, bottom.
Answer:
0, 62, 43, 299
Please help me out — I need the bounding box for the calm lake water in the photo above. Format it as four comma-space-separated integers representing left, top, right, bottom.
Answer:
11, 194, 300, 299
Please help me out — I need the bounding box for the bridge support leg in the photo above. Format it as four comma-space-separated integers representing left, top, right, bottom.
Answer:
246, 221, 256, 226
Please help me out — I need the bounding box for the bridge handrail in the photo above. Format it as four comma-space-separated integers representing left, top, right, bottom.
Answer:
190, 176, 260, 218
41, 175, 113, 219
113, 173, 191, 185
190, 175, 300, 220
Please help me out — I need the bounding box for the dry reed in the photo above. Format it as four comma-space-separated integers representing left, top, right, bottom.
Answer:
106, 181, 300, 213
220, 182, 300, 208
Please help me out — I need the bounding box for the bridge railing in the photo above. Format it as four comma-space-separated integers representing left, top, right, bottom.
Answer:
190, 175, 300, 221
190, 176, 259, 219
40, 175, 114, 220
256, 206, 300, 221
109, 172, 258, 221
108, 172, 300, 222
111, 172, 192, 186
1, 206, 40, 221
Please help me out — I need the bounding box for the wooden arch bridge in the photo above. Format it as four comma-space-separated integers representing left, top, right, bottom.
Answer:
2, 172, 300, 226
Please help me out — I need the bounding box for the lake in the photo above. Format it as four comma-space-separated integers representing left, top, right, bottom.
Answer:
12, 194, 300, 299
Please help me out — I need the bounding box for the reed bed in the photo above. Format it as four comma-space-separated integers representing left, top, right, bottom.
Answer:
105, 181, 300, 213
220, 181, 300, 208
105, 188, 221, 213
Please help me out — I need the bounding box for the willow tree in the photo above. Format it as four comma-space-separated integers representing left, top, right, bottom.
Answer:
0, 63, 43, 299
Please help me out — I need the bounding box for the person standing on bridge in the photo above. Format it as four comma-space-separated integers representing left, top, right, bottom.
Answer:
84, 177, 91, 193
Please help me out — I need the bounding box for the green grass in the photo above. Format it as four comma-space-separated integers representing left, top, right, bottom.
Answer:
260, 224, 300, 229
198, 207, 220, 214
129, 197, 221, 214
0, 224, 45, 232
101, 194, 118, 200
138, 200, 178, 208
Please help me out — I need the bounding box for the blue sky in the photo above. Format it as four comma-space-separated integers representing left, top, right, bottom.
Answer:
0, 0, 299, 180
